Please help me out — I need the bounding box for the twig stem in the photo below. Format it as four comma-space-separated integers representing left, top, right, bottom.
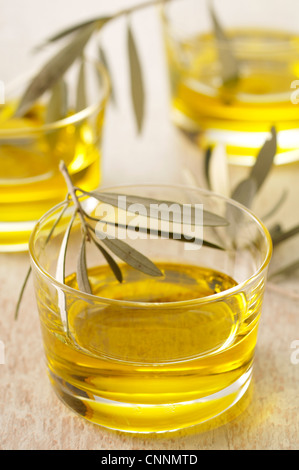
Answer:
59, 161, 90, 240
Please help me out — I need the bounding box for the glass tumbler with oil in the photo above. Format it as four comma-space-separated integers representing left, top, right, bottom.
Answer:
162, 0, 299, 165
29, 184, 272, 433
0, 60, 109, 252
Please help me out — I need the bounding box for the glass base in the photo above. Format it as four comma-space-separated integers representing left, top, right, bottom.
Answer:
172, 108, 299, 167
48, 366, 253, 434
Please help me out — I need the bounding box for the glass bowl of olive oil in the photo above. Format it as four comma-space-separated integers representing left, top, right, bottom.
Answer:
162, 0, 299, 166
0, 60, 109, 252
29, 183, 272, 433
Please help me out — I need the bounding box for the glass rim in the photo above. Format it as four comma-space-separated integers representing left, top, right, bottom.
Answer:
161, 5, 299, 53
28, 183, 273, 309
0, 58, 110, 138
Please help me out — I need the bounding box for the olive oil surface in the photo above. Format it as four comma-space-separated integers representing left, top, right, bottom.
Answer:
38, 262, 261, 432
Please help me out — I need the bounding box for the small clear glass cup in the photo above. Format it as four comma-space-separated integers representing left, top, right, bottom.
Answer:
0, 59, 109, 252
161, 0, 299, 166
29, 184, 272, 433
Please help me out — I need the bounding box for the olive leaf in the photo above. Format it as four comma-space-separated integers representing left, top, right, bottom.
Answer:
76, 188, 228, 227
127, 21, 145, 133
207, 144, 230, 197
99, 236, 163, 277
230, 126, 277, 207
45, 78, 68, 149
88, 231, 123, 283
45, 78, 68, 124
204, 146, 213, 189
77, 235, 92, 294
56, 211, 76, 285
249, 126, 277, 192
75, 58, 87, 112
14, 23, 97, 118
84, 211, 225, 251
98, 45, 116, 105
55, 210, 77, 329
102, 220, 225, 250
271, 224, 299, 247
231, 177, 257, 209
208, 0, 239, 85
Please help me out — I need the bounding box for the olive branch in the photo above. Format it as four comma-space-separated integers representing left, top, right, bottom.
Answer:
12, 0, 239, 133
200, 126, 299, 281
15, 160, 228, 321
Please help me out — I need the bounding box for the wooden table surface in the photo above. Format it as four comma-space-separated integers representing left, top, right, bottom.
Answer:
1, 0, 299, 451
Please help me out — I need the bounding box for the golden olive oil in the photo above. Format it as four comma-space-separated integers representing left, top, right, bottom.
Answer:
0, 101, 104, 249
39, 262, 261, 432
165, 29, 299, 163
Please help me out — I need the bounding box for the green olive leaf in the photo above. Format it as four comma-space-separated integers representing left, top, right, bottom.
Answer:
208, 144, 230, 197
231, 177, 258, 209
85, 212, 225, 251
89, 233, 123, 283
56, 210, 77, 330
249, 126, 277, 192
75, 58, 87, 112
99, 236, 163, 277
77, 188, 229, 227
208, 0, 239, 85
127, 21, 145, 133
230, 127, 277, 209
15, 23, 96, 118
45, 78, 68, 123
98, 45, 116, 105
77, 235, 92, 294
204, 146, 213, 190
272, 224, 299, 246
